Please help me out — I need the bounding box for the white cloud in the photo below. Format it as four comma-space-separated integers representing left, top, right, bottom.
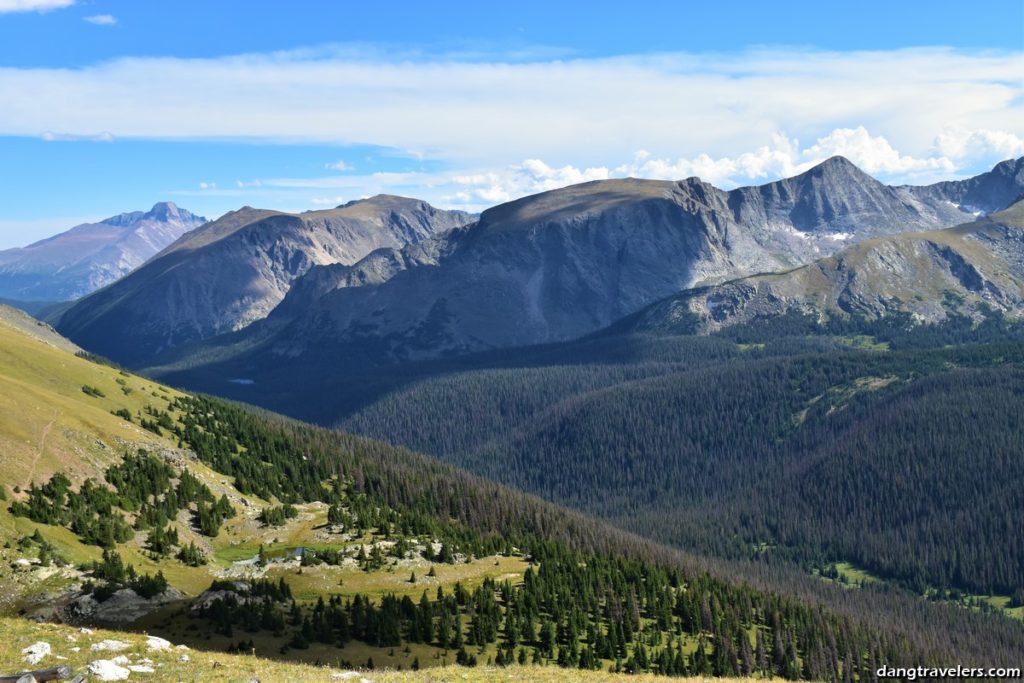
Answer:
934, 128, 1024, 163
0, 47, 1018, 179
83, 13, 116, 25
221, 124, 1019, 215
40, 130, 114, 142
610, 127, 961, 188
451, 160, 610, 204
802, 128, 954, 176
198, 181, 216, 190
0, 0, 74, 13
310, 195, 347, 206
439, 127, 979, 208
19, 44, 1015, 215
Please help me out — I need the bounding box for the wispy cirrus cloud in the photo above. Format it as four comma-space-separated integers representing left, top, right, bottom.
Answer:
7, 44, 1020, 214
0, 0, 74, 13
83, 13, 116, 25
1, 47, 1019, 168
40, 130, 114, 142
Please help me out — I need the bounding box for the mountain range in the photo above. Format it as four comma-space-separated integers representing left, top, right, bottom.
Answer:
55, 196, 473, 364
49, 157, 1022, 401
614, 199, 1024, 336
0, 202, 206, 303
239, 156, 1018, 365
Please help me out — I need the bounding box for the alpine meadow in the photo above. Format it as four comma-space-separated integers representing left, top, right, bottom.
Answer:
0, 3, 1022, 682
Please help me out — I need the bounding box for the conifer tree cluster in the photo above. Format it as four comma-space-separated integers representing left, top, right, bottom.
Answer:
190, 542, 932, 680
9, 450, 230, 558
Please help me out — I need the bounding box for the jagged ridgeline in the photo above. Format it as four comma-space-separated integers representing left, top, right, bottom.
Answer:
1, 308, 1021, 678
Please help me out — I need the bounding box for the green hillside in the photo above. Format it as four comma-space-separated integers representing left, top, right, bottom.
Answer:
9, 305, 1004, 681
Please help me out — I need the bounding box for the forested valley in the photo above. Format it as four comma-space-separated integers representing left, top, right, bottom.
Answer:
341, 314, 1024, 602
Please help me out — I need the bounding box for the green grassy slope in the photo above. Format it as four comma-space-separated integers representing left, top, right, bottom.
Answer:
0, 305, 182, 492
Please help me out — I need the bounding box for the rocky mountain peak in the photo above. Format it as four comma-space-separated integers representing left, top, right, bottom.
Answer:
96, 201, 204, 229
145, 201, 186, 222
0, 203, 207, 302
341, 194, 413, 208
806, 154, 864, 175
989, 156, 1024, 178
784, 155, 882, 193
56, 160, 1021, 371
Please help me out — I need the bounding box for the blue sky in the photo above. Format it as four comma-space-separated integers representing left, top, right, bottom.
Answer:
0, 0, 1022, 247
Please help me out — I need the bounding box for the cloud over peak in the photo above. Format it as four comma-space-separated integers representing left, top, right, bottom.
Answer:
614, 127, 984, 188
441, 126, 1023, 210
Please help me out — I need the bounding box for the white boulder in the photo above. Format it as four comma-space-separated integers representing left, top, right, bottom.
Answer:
89, 659, 131, 681
91, 639, 130, 652
145, 635, 172, 651
21, 641, 51, 665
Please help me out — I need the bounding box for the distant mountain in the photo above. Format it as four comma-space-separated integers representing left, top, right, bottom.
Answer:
55, 196, 473, 365
0, 202, 206, 302
153, 157, 1019, 382
906, 156, 1024, 215
615, 198, 1024, 336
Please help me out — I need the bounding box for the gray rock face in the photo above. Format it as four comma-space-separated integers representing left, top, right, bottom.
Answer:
726, 156, 968, 264
260, 178, 775, 362
618, 200, 1024, 335
56, 196, 473, 365
234, 157, 1016, 367
0, 202, 206, 302
66, 587, 183, 624
272, 224, 474, 320
906, 156, 1024, 215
